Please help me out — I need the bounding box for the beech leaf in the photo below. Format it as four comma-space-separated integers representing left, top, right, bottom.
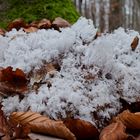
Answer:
63, 118, 99, 140
114, 110, 140, 129
7, 18, 27, 31
0, 66, 28, 95
38, 19, 51, 29
99, 121, 127, 140
28, 133, 64, 140
0, 29, 5, 36
0, 104, 10, 140
12, 124, 31, 139
23, 27, 38, 33
52, 17, 70, 29
10, 111, 76, 140
29, 62, 58, 88
131, 36, 139, 51
29, 21, 39, 28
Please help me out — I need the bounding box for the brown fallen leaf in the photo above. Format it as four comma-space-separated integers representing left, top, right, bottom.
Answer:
52, 17, 70, 29
84, 73, 95, 81
12, 124, 31, 139
114, 110, 140, 129
10, 111, 50, 126
99, 121, 127, 140
94, 31, 101, 40
30, 121, 76, 140
0, 29, 6, 36
63, 118, 99, 140
38, 19, 51, 29
7, 18, 27, 31
29, 62, 58, 88
0, 66, 27, 84
28, 133, 64, 140
0, 104, 10, 140
46, 63, 58, 75
0, 66, 28, 95
10, 112, 76, 140
29, 21, 39, 28
23, 27, 38, 33
131, 36, 139, 51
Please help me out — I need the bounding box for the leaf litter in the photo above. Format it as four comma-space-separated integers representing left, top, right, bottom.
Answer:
0, 17, 139, 139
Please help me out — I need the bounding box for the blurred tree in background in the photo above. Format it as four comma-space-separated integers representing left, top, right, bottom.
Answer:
74, 0, 140, 32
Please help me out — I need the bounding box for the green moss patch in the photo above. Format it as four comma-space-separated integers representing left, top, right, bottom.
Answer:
0, 0, 79, 28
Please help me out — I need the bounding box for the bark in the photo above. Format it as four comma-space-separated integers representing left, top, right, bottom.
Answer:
74, 0, 140, 32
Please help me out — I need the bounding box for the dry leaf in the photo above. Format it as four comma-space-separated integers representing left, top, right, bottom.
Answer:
7, 18, 27, 31
114, 110, 140, 129
94, 31, 101, 40
28, 133, 64, 140
29, 21, 39, 28
0, 66, 28, 95
0, 66, 27, 84
99, 121, 127, 140
63, 118, 99, 140
29, 63, 58, 87
0, 104, 10, 140
52, 17, 70, 29
29, 121, 76, 140
46, 63, 58, 75
84, 73, 95, 81
23, 27, 38, 33
0, 29, 6, 36
10, 112, 76, 140
38, 19, 51, 29
12, 124, 31, 139
10, 111, 49, 125
131, 36, 139, 51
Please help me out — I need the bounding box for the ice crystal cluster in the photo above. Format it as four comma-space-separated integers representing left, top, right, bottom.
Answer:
1, 17, 140, 128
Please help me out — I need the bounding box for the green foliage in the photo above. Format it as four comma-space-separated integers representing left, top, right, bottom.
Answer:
0, 0, 79, 28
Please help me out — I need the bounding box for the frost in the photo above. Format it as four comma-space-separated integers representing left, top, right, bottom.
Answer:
1, 17, 140, 128
2, 96, 20, 116
84, 36, 114, 72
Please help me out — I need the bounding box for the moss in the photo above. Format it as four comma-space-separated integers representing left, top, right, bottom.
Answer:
0, 0, 79, 29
